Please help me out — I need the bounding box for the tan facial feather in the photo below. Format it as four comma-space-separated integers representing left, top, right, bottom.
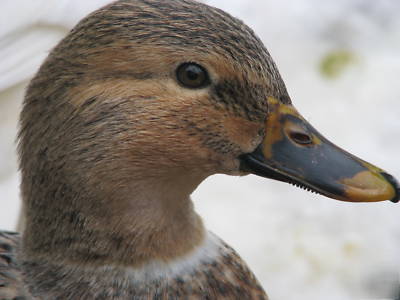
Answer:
19, 0, 287, 270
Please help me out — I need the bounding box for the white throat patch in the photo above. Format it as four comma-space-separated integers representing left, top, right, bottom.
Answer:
101, 231, 223, 283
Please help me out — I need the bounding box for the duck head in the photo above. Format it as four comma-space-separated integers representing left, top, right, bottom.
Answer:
18, 0, 399, 265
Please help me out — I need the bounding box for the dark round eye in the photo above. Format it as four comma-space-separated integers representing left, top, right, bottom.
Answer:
176, 63, 210, 89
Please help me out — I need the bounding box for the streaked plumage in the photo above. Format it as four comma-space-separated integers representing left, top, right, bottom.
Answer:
1, 232, 266, 299
1, 0, 398, 299
1, 0, 275, 298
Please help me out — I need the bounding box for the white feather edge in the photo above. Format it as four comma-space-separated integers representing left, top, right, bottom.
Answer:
99, 231, 223, 283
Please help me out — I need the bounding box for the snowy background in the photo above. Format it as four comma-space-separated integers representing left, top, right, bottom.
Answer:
1, 1, 400, 299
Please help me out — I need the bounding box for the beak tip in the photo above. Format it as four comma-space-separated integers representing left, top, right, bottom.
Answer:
381, 172, 400, 203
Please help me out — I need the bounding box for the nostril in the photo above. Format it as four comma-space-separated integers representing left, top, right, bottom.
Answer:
289, 131, 313, 145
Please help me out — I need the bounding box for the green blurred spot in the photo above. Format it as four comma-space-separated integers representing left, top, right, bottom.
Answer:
319, 50, 356, 79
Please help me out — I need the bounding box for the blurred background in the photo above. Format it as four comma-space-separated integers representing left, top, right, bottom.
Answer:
1, 0, 399, 299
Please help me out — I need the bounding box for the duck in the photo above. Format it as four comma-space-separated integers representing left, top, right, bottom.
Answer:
1, 0, 399, 299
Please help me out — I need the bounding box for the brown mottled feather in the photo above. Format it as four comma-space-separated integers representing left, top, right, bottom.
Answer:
8, 0, 291, 298
0, 231, 27, 299
0, 233, 268, 299
18, 237, 267, 299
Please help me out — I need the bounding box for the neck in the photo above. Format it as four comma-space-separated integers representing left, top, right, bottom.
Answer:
20, 232, 231, 299
21, 172, 207, 268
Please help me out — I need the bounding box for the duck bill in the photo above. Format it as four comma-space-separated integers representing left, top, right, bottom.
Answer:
240, 97, 400, 203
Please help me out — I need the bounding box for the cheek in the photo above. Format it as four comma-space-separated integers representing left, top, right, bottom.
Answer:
175, 104, 263, 173
211, 117, 263, 174
222, 116, 263, 154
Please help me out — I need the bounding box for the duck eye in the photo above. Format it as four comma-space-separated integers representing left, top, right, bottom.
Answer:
176, 63, 210, 89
